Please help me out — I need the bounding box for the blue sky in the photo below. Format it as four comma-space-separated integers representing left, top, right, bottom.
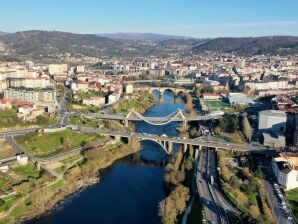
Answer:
0, 0, 298, 37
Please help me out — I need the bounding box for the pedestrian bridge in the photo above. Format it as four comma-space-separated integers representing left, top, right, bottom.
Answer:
84, 109, 222, 128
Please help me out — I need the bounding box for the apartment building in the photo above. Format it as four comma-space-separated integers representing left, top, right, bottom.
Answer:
272, 152, 298, 190
48, 64, 68, 75
4, 88, 57, 103
8, 77, 51, 89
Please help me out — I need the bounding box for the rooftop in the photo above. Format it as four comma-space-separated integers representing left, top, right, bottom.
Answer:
259, 110, 286, 117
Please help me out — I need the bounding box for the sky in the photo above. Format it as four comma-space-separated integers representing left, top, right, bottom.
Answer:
0, 0, 298, 38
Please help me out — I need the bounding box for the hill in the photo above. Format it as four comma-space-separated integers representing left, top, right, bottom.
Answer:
96, 32, 194, 41
0, 31, 8, 36
192, 36, 298, 55
0, 31, 297, 62
0, 30, 201, 61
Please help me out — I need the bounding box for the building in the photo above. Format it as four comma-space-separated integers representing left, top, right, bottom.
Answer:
124, 84, 134, 94
76, 65, 85, 73
4, 88, 57, 103
8, 78, 51, 89
272, 152, 298, 190
243, 80, 292, 91
48, 64, 68, 75
202, 93, 222, 100
286, 112, 298, 147
16, 154, 29, 166
82, 97, 105, 106
258, 110, 287, 133
227, 92, 254, 105
263, 132, 285, 148
0, 98, 12, 110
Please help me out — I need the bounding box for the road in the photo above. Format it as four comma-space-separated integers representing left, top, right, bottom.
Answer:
80, 127, 267, 152
207, 150, 240, 224
197, 150, 220, 224
259, 159, 296, 224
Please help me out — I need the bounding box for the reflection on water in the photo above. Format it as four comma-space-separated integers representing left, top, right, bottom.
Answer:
30, 90, 185, 224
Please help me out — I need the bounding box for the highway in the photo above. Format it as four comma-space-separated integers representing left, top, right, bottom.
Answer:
197, 150, 220, 224
197, 149, 240, 224
207, 150, 240, 224
80, 127, 267, 152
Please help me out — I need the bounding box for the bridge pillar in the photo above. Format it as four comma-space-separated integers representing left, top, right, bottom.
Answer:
182, 120, 187, 130
195, 147, 199, 159
124, 119, 129, 127
168, 142, 173, 154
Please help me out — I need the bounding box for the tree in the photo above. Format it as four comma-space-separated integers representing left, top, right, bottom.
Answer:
185, 158, 193, 171
170, 184, 190, 214
242, 113, 253, 142
159, 197, 177, 224
185, 93, 194, 114
231, 131, 242, 143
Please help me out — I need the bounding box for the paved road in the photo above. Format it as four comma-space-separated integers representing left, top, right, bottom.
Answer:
207, 150, 240, 224
197, 150, 220, 224
80, 127, 267, 152
259, 160, 296, 224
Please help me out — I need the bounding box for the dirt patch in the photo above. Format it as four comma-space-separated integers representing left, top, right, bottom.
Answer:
0, 139, 16, 159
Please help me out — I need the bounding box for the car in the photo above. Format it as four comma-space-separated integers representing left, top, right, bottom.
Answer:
287, 215, 293, 220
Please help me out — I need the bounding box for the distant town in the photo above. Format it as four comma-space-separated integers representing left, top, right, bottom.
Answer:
0, 32, 298, 224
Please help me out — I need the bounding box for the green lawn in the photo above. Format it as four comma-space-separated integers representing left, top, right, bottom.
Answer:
0, 108, 17, 125
204, 100, 231, 111
286, 188, 298, 220
13, 164, 40, 179
15, 130, 101, 157
77, 90, 107, 98
47, 179, 65, 192
69, 116, 101, 128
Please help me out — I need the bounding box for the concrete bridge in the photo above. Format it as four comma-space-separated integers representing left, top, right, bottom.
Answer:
79, 127, 266, 155
84, 109, 222, 129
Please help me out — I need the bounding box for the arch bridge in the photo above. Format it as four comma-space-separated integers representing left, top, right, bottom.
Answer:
79, 127, 265, 155
84, 109, 221, 129
134, 86, 193, 96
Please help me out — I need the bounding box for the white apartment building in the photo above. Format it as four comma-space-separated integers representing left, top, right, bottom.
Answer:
48, 64, 68, 75
244, 80, 294, 91
272, 153, 298, 190
4, 88, 57, 103
258, 110, 287, 133
8, 78, 51, 89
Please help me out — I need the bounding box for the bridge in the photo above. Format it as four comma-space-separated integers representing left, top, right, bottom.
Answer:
79, 127, 266, 154
84, 109, 222, 128
134, 86, 193, 96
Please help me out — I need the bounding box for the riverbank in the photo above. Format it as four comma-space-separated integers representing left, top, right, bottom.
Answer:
0, 138, 141, 224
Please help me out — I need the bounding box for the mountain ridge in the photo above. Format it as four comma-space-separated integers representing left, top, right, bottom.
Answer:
0, 30, 297, 62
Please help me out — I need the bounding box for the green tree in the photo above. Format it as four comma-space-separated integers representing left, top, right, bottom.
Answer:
242, 113, 253, 142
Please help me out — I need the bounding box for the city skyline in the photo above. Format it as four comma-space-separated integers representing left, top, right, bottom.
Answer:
0, 0, 298, 38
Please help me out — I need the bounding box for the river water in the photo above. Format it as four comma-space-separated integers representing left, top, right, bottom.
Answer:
31, 90, 185, 224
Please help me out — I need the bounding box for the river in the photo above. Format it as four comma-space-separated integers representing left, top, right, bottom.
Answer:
30, 90, 185, 224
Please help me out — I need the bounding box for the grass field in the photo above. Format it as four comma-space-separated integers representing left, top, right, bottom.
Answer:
13, 164, 40, 179
286, 188, 298, 220
15, 130, 101, 157
204, 100, 231, 111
